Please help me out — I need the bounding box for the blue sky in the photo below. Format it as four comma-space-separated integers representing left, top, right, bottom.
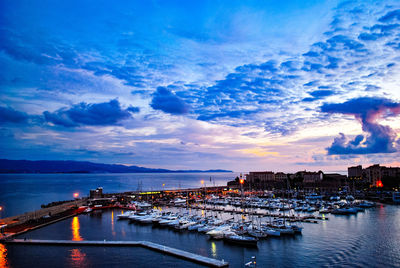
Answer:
1, 0, 400, 172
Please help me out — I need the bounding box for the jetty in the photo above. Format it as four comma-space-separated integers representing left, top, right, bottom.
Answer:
3, 239, 229, 267
0, 199, 87, 239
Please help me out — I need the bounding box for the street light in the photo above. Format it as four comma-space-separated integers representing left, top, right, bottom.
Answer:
73, 193, 79, 199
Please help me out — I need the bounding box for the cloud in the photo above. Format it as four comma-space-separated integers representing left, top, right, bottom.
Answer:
0, 28, 78, 67
378, 9, 400, 23
43, 99, 137, 127
150, 87, 190, 115
321, 97, 400, 154
310, 89, 335, 98
302, 89, 336, 102
0, 106, 29, 124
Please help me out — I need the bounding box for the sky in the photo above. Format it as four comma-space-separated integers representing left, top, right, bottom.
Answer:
1, 0, 400, 172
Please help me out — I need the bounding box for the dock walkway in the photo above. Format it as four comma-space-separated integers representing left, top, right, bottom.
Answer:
3, 239, 229, 267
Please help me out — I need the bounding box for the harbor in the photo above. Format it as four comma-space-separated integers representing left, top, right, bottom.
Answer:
1, 181, 396, 267
1, 168, 400, 267
2, 202, 400, 267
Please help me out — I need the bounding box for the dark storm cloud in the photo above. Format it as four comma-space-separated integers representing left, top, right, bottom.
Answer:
321, 97, 400, 154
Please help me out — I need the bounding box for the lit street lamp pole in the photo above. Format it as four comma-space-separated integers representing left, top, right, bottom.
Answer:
240, 174, 244, 223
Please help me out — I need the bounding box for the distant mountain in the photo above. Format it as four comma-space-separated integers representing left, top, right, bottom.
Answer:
0, 159, 232, 174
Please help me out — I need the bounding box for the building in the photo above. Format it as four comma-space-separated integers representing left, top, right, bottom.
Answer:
245, 171, 276, 190
347, 164, 400, 188
365, 164, 383, 186
348, 165, 363, 179
275, 172, 288, 181
303, 171, 323, 183
246, 171, 275, 182
90, 187, 103, 199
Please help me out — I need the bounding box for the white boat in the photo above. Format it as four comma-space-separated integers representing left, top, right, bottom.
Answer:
223, 234, 258, 247
117, 211, 134, 219
206, 225, 231, 239
248, 229, 268, 238
83, 208, 93, 213
263, 228, 280, 237
198, 225, 214, 233
331, 207, 357, 215
173, 198, 187, 205
128, 211, 148, 222
357, 200, 375, 208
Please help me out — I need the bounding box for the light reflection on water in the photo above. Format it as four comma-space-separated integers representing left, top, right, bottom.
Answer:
211, 242, 217, 258
69, 248, 87, 268
0, 243, 8, 268
69, 216, 87, 267
71, 216, 82, 241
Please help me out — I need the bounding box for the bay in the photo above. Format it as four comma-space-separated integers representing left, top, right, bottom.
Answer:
0, 173, 237, 218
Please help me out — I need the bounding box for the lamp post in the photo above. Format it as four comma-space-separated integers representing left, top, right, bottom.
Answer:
73, 193, 79, 207
240, 175, 245, 222
201, 180, 206, 215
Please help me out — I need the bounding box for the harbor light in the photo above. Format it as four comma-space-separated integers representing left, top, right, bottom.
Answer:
73, 193, 79, 198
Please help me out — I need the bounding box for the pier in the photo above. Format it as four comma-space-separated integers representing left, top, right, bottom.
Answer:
3, 239, 229, 267
0, 199, 87, 239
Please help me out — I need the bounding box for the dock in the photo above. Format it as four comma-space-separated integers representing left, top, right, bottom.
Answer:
3, 239, 229, 267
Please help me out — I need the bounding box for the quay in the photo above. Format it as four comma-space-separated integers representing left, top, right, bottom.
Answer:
2, 239, 229, 267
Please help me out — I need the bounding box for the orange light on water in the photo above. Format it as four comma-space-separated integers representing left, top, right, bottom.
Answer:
0, 243, 8, 268
72, 216, 82, 241
70, 248, 86, 267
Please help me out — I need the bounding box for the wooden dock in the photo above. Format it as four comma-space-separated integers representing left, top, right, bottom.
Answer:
3, 239, 229, 267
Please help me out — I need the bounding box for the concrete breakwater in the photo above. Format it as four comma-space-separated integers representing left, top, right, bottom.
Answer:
3, 239, 229, 267
0, 199, 86, 238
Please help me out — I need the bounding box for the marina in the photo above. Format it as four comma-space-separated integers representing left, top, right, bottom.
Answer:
2, 204, 400, 267
1, 173, 400, 267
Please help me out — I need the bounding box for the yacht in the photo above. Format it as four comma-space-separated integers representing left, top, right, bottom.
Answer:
117, 211, 134, 219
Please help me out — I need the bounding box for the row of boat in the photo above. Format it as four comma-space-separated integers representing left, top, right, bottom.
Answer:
198, 197, 375, 216
117, 210, 303, 246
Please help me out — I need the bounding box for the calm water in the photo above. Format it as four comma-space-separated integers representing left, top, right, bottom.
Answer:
1, 206, 399, 267
0, 173, 237, 218
1, 174, 400, 267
